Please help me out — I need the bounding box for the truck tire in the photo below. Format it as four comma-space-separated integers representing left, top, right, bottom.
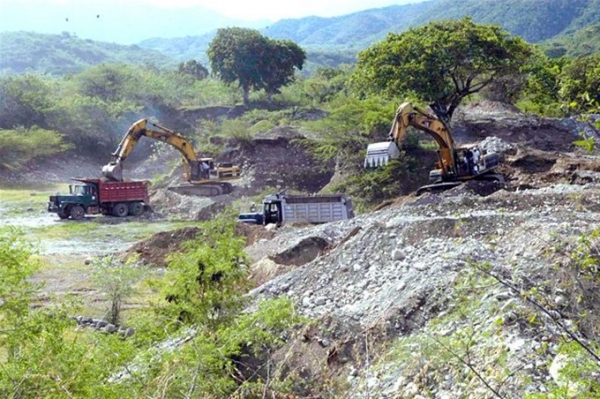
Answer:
58, 211, 69, 219
128, 202, 144, 217
70, 205, 85, 220
112, 203, 129, 217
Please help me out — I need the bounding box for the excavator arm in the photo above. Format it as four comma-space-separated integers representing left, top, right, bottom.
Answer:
365, 102, 457, 174
102, 119, 202, 182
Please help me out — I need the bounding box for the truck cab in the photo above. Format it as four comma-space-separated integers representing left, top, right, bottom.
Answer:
48, 182, 99, 220
237, 212, 265, 225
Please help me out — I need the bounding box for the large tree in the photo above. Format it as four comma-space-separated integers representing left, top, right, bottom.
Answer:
353, 17, 533, 122
208, 28, 305, 104
260, 39, 306, 99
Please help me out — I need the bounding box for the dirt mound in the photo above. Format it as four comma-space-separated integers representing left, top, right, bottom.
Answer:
269, 236, 330, 266
124, 226, 202, 267
124, 223, 276, 267
451, 101, 591, 152
235, 223, 277, 246
503, 148, 600, 187
150, 189, 233, 220
224, 132, 335, 197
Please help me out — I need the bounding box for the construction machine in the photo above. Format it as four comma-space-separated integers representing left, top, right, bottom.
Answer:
102, 119, 241, 196
364, 102, 503, 194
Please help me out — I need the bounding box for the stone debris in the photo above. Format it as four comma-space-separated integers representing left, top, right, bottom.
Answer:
73, 316, 135, 338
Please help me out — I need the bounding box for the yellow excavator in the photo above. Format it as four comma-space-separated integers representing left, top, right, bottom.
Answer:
102, 119, 241, 196
364, 102, 503, 194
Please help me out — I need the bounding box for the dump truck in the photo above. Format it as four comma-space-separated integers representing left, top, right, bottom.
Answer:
238, 193, 354, 226
48, 178, 150, 220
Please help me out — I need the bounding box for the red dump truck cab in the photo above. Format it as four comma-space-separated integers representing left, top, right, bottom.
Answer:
48, 178, 151, 220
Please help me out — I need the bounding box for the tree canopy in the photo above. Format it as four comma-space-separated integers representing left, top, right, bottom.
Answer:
559, 53, 600, 111
208, 27, 306, 104
178, 59, 209, 80
353, 17, 533, 121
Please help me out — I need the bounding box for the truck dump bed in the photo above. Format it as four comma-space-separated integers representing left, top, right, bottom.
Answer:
280, 194, 353, 224
75, 178, 149, 204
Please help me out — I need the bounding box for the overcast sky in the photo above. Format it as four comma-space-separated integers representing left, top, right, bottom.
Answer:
0, 0, 422, 21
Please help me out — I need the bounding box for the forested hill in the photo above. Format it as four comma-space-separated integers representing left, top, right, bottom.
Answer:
2, 0, 600, 75
261, 2, 436, 51
265, 0, 600, 47
411, 0, 600, 43
0, 31, 175, 75
139, 0, 600, 62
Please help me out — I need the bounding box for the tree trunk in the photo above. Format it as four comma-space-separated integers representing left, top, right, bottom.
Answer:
242, 87, 250, 105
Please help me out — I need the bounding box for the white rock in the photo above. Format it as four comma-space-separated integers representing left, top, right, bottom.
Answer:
554, 295, 567, 307
413, 262, 428, 271
314, 296, 327, 306
392, 249, 406, 261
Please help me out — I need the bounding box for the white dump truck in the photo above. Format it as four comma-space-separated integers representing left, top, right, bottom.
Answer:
238, 192, 354, 226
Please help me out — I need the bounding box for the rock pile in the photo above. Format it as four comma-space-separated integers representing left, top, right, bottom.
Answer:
73, 316, 135, 338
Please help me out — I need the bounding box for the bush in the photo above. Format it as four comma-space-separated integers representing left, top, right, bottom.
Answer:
0, 126, 71, 170
90, 256, 149, 325
332, 154, 419, 212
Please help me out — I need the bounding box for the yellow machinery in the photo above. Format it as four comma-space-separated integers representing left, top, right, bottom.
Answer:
102, 119, 241, 196
364, 102, 503, 193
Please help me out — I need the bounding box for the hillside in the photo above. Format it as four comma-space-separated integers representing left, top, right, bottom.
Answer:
3, 0, 600, 75
411, 0, 597, 43
543, 23, 600, 58
170, 104, 600, 396
0, 31, 175, 75
135, 0, 600, 68
262, 2, 435, 51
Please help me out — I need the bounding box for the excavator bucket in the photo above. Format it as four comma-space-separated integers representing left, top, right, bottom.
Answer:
101, 162, 123, 181
364, 141, 401, 168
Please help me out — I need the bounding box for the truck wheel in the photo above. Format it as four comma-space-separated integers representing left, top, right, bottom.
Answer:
113, 203, 129, 217
128, 202, 144, 217
70, 205, 85, 220
58, 211, 69, 219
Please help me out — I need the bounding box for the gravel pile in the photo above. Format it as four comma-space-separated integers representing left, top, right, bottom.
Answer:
248, 182, 600, 397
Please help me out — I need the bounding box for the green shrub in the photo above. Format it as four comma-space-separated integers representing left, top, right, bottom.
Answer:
90, 256, 149, 325
0, 126, 71, 170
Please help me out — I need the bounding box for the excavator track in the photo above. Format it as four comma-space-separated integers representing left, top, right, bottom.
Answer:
167, 182, 234, 197
416, 181, 463, 196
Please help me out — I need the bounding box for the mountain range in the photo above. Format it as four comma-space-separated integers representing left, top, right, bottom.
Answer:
1, 0, 599, 75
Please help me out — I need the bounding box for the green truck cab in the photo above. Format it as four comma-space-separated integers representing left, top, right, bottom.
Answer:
48, 178, 149, 220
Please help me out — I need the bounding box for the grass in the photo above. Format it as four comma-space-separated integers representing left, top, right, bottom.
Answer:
30, 220, 100, 240
28, 219, 200, 243
0, 184, 67, 215
5, 185, 202, 319
0, 183, 66, 198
